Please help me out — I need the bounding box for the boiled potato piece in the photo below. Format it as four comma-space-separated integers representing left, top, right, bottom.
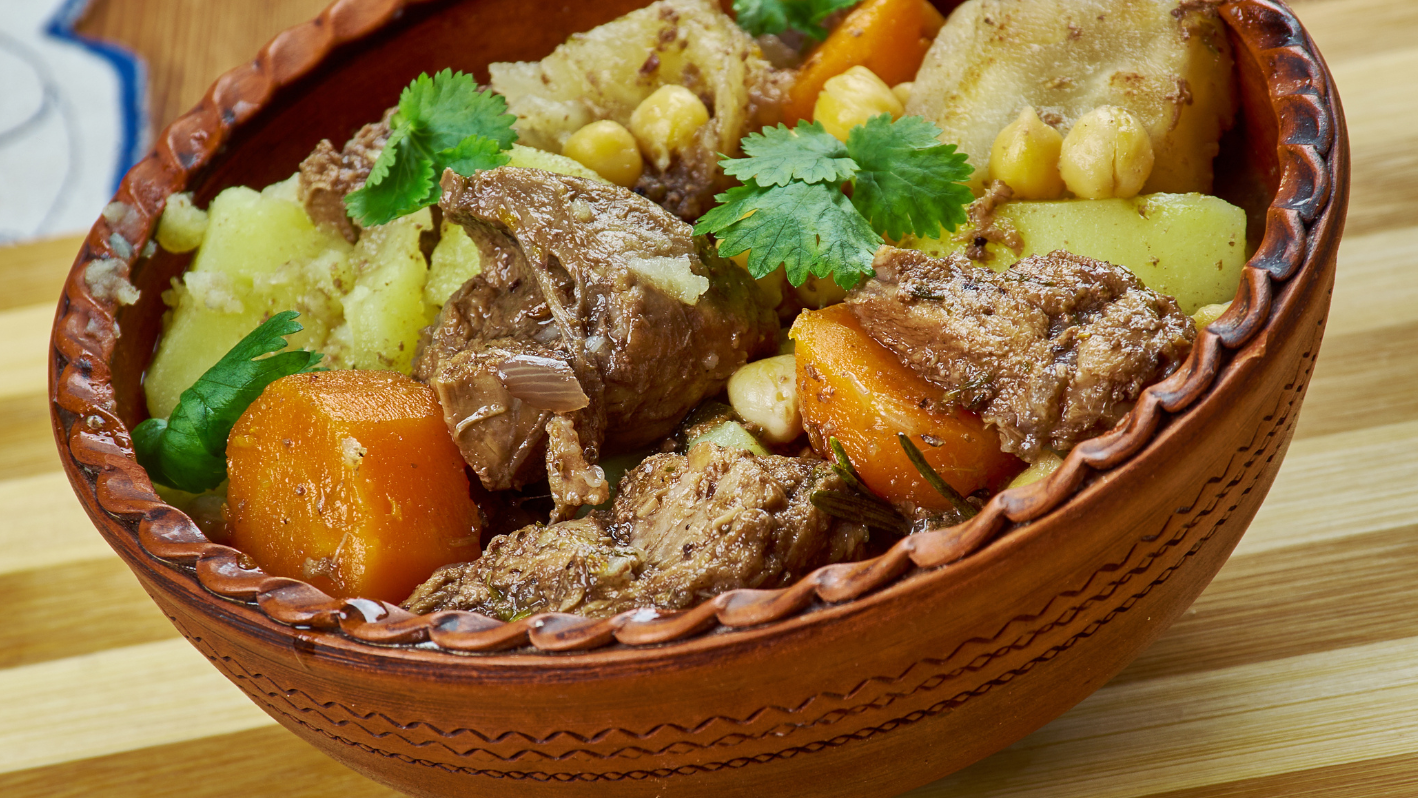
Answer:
907, 193, 1246, 314
490, 0, 777, 158
145, 177, 353, 418
908, 0, 1235, 194
330, 208, 435, 373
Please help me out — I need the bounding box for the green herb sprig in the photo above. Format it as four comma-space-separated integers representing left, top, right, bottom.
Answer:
733, 0, 862, 41
696, 116, 973, 289
133, 312, 323, 493
345, 69, 518, 228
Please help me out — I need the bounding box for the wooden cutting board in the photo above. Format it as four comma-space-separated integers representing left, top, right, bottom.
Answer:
2, 0, 1416, 795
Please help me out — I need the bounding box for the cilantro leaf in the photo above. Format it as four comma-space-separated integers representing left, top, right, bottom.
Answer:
734, 0, 862, 41
721, 121, 858, 187
134, 312, 323, 493
440, 135, 511, 180
696, 180, 880, 289
345, 134, 436, 229
847, 114, 975, 240
345, 70, 518, 228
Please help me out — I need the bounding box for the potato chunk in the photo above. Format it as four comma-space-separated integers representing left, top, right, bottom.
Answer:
144, 178, 354, 418
908, 193, 1246, 314
226, 370, 481, 603
908, 0, 1235, 194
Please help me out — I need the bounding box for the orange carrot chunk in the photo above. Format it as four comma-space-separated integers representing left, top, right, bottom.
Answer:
783, 0, 947, 126
226, 370, 481, 604
792, 304, 1024, 509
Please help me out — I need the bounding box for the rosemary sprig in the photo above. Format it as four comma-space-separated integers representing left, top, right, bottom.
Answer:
810, 490, 909, 537
898, 433, 978, 519
827, 437, 869, 492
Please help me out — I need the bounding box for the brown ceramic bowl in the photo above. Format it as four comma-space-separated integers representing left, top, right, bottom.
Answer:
49, 1, 1347, 795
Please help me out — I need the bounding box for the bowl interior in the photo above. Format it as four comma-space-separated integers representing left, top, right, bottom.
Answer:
109, 0, 1281, 434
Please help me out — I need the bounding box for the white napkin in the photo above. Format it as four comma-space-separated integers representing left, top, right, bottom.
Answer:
0, 0, 149, 244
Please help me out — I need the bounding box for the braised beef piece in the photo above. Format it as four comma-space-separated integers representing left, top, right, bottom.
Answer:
296, 110, 393, 242
402, 443, 869, 618
419, 167, 777, 518
849, 247, 1195, 462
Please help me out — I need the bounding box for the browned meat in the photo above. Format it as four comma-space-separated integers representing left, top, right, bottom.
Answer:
403, 517, 640, 619
849, 247, 1196, 461
419, 167, 777, 516
296, 111, 392, 242
402, 443, 869, 618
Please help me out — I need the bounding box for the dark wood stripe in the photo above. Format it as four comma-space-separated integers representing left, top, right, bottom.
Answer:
1293, 321, 1418, 440
0, 236, 82, 313
0, 393, 61, 483
1137, 751, 1418, 798
1114, 523, 1418, 685
0, 726, 401, 798
0, 558, 179, 670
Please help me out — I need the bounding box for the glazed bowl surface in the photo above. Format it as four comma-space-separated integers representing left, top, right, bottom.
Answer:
48, 0, 1348, 795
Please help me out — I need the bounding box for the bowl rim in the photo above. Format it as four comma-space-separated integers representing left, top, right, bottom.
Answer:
49, 0, 1348, 655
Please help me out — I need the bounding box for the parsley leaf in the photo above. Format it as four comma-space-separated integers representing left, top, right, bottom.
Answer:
702, 115, 974, 290
847, 114, 975, 240
696, 180, 880, 289
133, 312, 324, 493
721, 121, 858, 187
345, 70, 516, 228
734, 0, 862, 41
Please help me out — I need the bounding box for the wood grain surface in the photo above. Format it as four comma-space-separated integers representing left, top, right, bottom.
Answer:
2, 0, 1415, 795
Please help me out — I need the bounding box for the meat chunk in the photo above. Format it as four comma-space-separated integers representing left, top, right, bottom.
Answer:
402, 443, 870, 618
849, 247, 1195, 461
418, 167, 777, 516
489, 0, 788, 220
296, 111, 392, 242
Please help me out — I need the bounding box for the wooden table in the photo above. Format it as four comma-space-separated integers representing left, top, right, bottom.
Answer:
2, 0, 1415, 795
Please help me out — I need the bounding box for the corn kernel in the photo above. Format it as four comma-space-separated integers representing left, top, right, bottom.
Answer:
891, 81, 914, 107
628, 85, 710, 172
562, 120, 644, 188
814, 66, 904, 142
990, 106, 1065, 200
1059, 105, 1155, 199
794, 273, 848, 309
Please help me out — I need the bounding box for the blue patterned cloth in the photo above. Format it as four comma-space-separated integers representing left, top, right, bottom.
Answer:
0, 0, 147, 243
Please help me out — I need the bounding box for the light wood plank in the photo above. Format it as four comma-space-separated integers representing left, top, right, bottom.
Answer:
1117, 523, 1418, 685
1324, 227, 1418, 338
1321, 46, 1418, 237
0, 305, 56, 403
0, 471, 116, 576
0, 726, 402, 798
1236, 419, 1418, 556
0, 235, 83, 313
0, 638, 274, 775
909, 636, 1418, 798
0, 558, 179, 670
1292, 320, 1418, 440
0, 393, 64, 482
1139, 751, 1418, 798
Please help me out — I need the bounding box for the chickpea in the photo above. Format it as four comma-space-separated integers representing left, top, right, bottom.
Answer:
1059, 105, 1155, 199
629, 85, 710, 171
989, 106, 1065, 200
891, 81, 914, 107
794, 273, 848, 309
813, 66, 904, 142
562, 120, 644, 188
728, 354, 802, 444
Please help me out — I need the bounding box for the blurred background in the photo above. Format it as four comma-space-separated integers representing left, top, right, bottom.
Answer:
1, 1, 1416, 796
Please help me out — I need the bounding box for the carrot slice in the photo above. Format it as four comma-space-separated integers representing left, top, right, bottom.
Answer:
792, 304, 1023, 508
226, 370, 481, 603
783, 0, 947, 126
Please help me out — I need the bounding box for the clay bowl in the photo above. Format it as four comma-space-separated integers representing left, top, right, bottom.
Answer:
49, 0, 1347, 795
